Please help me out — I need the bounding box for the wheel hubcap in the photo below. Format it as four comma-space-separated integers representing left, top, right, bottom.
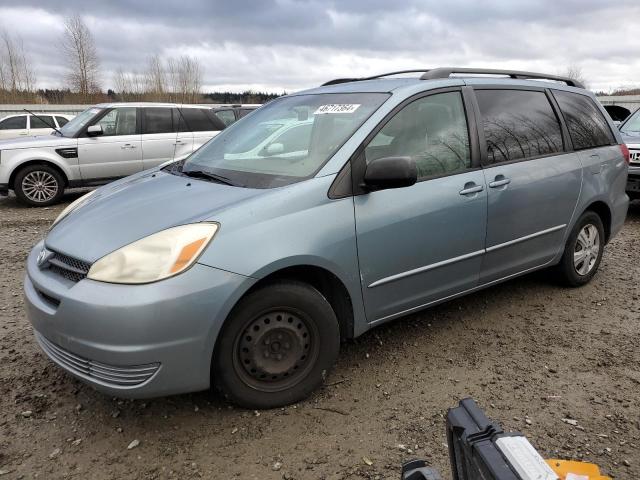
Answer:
235, 310, 315, 390
22, 171, 58, 202
574, 224, 600, 276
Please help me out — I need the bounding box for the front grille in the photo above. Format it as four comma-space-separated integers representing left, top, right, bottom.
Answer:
36, 332, 160, 387
46, 251, 91, 282
630, 150, 640, 165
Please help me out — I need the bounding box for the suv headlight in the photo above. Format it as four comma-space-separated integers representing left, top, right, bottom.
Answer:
52, 189, 97, 227
87, 223, 218, 284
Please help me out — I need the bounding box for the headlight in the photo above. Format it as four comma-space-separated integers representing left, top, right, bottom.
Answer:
51, 189, 98, 227
87, 223, 218, 284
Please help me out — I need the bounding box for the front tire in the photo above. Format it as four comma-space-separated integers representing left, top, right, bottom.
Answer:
14, 164, 65, 206
212, 281, 340, 409
557, 211, 605, 287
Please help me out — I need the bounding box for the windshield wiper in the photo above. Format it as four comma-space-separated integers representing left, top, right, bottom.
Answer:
181, 169, 238, 186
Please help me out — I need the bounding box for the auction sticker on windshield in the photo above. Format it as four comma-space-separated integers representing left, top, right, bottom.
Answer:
314, 104, 360, 114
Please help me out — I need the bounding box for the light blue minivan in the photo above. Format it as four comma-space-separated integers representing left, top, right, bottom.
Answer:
24, 68, 629, 408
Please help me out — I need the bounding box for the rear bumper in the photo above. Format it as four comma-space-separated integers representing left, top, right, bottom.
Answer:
24, 240, 256, 398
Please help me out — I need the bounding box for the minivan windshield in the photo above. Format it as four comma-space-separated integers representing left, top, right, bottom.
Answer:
620, 108, 640, 135
179, 93, 389, 188
58, 107, 103, 137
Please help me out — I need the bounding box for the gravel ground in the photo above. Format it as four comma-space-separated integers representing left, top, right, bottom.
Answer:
0, 191, 639, 480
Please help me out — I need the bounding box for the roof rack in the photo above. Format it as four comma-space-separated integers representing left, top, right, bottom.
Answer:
321, 67, 584, 89
419, 67, 584, 88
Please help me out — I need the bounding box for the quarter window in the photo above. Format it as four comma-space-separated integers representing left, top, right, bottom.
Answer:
476, 89, 563, 165
553, 90, 614, 150
55, 116, 70, 127
0, 115, 27, 130
176, 108, 225, 132
94, 108, 137, 136
364, 91, 471, 180
143, 108, 174, 134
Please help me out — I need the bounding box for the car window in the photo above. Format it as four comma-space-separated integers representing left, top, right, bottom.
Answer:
0, 115, 27, 130
176, 108, 225, 132
554, 90, 614, 150
364, 91, 471, 180
30, 115, 56, 129
476, 89, 563, 164
183, 92, 389, 188
215, 110, 236, 126
60, 107, 102, 137
55, 116, 70, 127
238, 108, 254, 118
94, 107, 137, 136
143, 108, 174, 134
620, 108, 640, 135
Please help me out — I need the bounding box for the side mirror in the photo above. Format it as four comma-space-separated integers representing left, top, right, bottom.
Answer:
363, 156, 417, 190
86, 124, 103, 136
264, 142, 284, 156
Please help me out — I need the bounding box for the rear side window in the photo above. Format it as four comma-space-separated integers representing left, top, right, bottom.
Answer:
56, 116, 70, 127
238, 108, 254, 118
176, 108, 225, 132
0, 115, 26, 129
143, 108, 174, 134
476, 89, 563, 165
553, 90, 614, 150
30, 115, 56, 129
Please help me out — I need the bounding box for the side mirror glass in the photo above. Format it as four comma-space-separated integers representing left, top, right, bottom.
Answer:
264, 142, 284, 156
363, 156, 417, 190
86, 124, 103, 136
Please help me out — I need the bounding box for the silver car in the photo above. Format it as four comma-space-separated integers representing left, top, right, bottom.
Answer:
24, 68, 629, 408
0, 103, 231, 206
0, 113, 74, 140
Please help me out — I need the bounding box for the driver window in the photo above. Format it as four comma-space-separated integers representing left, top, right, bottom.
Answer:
94, 108, 137, 136
364, 92, 471, 180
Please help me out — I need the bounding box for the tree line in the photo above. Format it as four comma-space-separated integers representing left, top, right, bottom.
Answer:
0, 15, 281, 105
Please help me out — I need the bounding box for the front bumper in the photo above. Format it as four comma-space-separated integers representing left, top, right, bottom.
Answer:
24, 240, 255, 398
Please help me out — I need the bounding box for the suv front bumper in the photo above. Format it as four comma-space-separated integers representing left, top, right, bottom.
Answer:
24, 240, 255, 398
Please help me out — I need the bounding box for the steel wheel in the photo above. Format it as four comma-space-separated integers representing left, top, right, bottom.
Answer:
232, 308, 319, 393
21, 170, 59, 203
573, 223, 600, 276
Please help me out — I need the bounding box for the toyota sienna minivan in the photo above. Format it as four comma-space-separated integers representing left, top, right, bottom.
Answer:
24, 68, 629, 408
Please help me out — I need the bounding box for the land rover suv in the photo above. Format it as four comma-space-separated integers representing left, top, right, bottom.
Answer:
24, 68, 629, 408
0, 103, 235, 206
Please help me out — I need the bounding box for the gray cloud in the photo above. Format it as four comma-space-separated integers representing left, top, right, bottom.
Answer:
1, 0, 638, 92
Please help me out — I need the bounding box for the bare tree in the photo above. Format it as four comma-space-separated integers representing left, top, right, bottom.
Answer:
113, 67, 145, 100
145, 53, 166, 100
562, 63, 588, 89
0, 28, 37, 101
61, 15, 100, 99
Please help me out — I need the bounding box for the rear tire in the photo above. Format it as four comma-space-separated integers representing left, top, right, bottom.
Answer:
557, 211, 605, 287
212, 281, 340, 409
14, 164, 65, 206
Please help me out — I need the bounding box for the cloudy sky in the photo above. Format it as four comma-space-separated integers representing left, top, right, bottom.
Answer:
1, 0, 639, 93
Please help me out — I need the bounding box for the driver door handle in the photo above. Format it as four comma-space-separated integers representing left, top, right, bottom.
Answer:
121, 143, 137, 149
459, 183, 484, 196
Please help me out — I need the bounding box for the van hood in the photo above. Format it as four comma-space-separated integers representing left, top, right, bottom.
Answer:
45, 169, 264, 263
0, 134, 75, 150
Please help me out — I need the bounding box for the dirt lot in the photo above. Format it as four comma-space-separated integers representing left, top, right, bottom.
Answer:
0, 191, 639, 480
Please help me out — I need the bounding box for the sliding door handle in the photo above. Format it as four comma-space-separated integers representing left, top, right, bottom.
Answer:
489, 176, 511, 188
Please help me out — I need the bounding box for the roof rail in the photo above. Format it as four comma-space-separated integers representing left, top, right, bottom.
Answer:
419, 67, 584, 88
321, 70, 432, 86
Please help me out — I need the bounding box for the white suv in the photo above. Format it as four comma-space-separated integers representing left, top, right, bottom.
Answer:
0, 103, 237, 206
0, 113, 74, 140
